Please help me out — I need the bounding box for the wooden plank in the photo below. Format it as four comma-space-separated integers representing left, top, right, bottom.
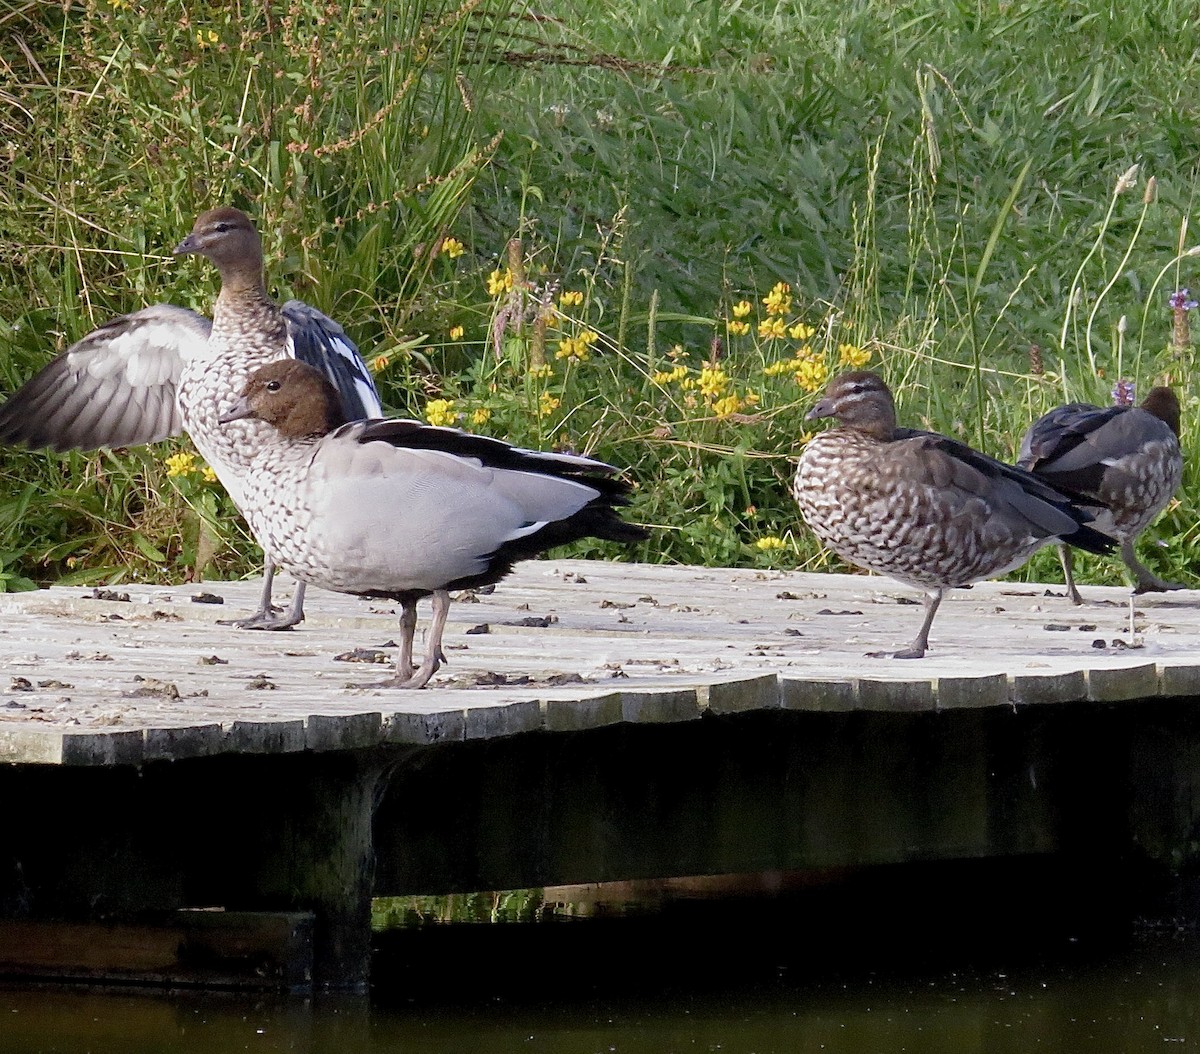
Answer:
1159, 663, 1200, 699
859, 678, 935, 712
542, 691, 624, 732
1088, 663, 1160, 703
305, 711, 383, 751
936, 674, 1010, 710
1010, 670, 1087, 706
383, 708, 466, 745
781, 677, 859, 712
0, 911, 313, 990
702, 674, 782, 714
620, 687, 703, 723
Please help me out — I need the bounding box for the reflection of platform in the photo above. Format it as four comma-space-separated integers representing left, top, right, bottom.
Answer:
0, 559, 1194, 765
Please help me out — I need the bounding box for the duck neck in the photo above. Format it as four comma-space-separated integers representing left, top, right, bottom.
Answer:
846, 418, 896, 442
212, 265, 280, 328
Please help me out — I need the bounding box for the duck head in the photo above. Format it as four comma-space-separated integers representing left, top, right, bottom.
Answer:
806, 370, 898, 439
174, 207, 263, 287
220, 360, 346, 438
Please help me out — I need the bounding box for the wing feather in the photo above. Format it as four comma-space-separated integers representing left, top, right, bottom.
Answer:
0, 305, 203, 451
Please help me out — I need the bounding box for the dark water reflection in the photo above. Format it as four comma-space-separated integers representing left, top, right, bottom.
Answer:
4, 860, 1200, 1053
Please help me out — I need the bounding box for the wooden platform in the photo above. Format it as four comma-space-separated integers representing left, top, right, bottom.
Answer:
1, 558, 1197, 766
5, 558, 1200, 990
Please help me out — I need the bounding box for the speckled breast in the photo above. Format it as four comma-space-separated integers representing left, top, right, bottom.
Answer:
175, 314, 289, 511
237, 446, 330, 585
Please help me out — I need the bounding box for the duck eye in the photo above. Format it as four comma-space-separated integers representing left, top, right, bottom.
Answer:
214, 222, 231, 233
265, 380, 282, 393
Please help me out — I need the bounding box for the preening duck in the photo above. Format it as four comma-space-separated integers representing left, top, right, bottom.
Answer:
794, 370, 1114, 658
1017, 384, 1183, 603
220, 359, 648, 689
0, 207, 382, 629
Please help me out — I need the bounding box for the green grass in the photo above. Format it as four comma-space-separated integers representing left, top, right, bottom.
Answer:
2, 0, 1199, 590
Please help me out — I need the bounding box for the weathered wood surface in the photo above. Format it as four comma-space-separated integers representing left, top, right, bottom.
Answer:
0, 558, 1197, 765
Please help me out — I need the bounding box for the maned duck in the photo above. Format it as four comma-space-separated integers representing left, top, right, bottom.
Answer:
793, 371, 1114, 658
0, 207, 382, 629
1017, 384, 1183, 603
219, 360, 648, 689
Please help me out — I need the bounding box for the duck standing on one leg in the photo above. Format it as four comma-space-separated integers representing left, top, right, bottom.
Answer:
793, 370, 1114, 659
1017, 382, 1183, 604
0, 207, 383, 630
220, 360, 648, 689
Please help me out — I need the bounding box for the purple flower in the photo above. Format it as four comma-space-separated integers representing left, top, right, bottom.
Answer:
1168, 288, 1198, 311
1111, 379, 1135, 406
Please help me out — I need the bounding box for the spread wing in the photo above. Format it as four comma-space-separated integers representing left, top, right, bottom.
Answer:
0, 300, 383, 453
0, 304, 202, 451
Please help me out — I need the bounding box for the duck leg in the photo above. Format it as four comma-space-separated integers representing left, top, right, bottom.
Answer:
1056, 543, 1086, 606
351, 590, 449, 690
396, 598, 418, 682
399, 589, 451, 689
870, 588, 942, 659
1123, 538, 1185, 594
219, 562, 306, 630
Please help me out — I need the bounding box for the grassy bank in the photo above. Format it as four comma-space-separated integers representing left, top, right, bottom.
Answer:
1, 0, 1198, 588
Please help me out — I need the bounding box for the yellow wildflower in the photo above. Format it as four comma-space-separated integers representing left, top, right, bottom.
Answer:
763, 360, 795, 377
579, 328, 598, 345
651, 365, 689, 385
424, 398, 457, 427
559, 290, 584, 307
165, 452, 196, 477
372, 354, 388, 373
755, 536, 786, 551
202, 466, 218, 484
529, 363, 553, 379
441, 237, 465, 259
794, 359, 829, 393
486, 268, 513, 296
449, 325, 464, 341
728, 320, 751, 336
788, 322, 815, 341
555, 337, 589, 362
758, 317, 787, 340
762, 281, 792, 316
732, 300, 752, 318
195, 28, 219, 47
838, 342, 871, 368
697, 366, 730, 399
539, 392, 561, 417
712, 394, 742, 417
471, 407, 491, 425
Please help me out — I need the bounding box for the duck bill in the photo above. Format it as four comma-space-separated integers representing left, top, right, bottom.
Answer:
218, 396, 255, 425
172, 234, 200, 256
805, 397, 835, 421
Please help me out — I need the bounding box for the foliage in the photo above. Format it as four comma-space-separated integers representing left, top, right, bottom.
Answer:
2, 0, 1199, 592
0, 0, 519, 584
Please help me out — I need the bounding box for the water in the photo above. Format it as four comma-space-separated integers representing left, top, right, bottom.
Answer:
4, 860, 1200, 1053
